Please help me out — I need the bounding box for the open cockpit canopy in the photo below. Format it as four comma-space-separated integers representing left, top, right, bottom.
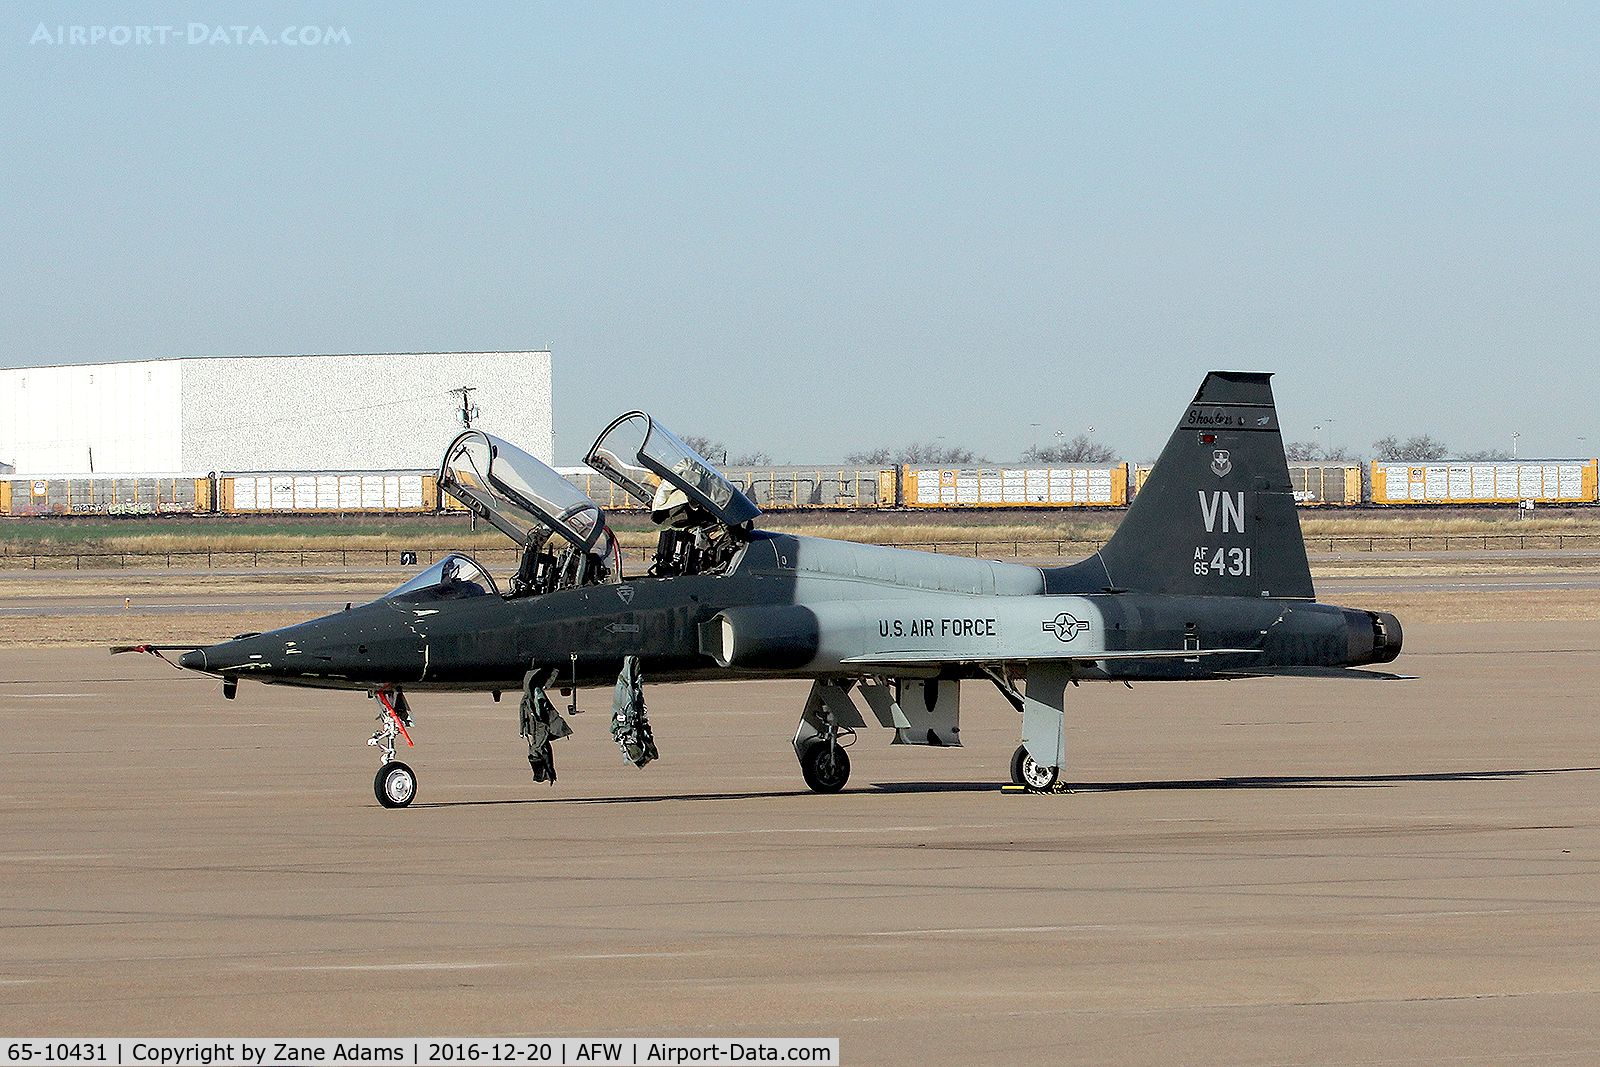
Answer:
584, 412, 762, 530
439, 430, 615, 558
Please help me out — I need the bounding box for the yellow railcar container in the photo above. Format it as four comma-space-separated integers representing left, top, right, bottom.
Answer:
725, 467, 893, 509
555, 466, 899, 511
1136, 464, 1362, 505
879, 467, 900, 508
1288, 464, 1363, 505
901, 464, 1128, 507
4, 475, 208, 514
1371, 460, 1599, 505
219, 472, 434, 513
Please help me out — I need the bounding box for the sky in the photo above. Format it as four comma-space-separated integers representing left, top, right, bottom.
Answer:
5, 2, 1598, 465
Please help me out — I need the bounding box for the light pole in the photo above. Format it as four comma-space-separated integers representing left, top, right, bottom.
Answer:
1512, 432, 1520, 460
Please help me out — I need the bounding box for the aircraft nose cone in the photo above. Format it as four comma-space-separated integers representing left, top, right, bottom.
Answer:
178, 649, 206, 671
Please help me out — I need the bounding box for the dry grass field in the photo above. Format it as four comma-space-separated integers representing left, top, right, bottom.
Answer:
5, 506, 1600, 649
6, 559, 1600, 651
4, 507, 1600, 557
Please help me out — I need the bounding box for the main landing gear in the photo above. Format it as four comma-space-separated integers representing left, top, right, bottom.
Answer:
1010, 744, 1060, 792
369, 688, 418, 808
794, 681, 857, 793
799, 736, 851, 793
1012, 663, 1070, 793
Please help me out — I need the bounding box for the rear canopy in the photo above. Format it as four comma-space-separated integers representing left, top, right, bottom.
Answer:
585, 411, 762, 529
439, 430, 615, 557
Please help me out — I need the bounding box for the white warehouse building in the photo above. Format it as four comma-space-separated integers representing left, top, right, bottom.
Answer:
0, 351, 552, 474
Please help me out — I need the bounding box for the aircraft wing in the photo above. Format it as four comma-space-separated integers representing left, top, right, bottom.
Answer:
838, 650, 1410, 682
839, 647, 1263, 667
1216, 665, 1414, 680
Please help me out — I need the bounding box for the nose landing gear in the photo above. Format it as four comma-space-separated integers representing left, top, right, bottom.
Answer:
374, 760, 417, 807
368, 688, 418, 807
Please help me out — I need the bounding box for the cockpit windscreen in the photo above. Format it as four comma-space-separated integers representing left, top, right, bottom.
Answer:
384, 552, 499, 601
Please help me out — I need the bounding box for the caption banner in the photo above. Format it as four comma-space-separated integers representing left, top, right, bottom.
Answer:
3, 1043, 838, 1067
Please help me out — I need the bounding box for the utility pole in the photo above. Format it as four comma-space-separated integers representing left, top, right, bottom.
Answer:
449, 386, 480, 534
450, 386, 479, 429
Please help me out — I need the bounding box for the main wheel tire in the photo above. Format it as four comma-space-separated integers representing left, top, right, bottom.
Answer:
799, 741, 850, 793
1014, 748, 1059, 792
1010, 744, 1030, 786
375, 761, 417, 808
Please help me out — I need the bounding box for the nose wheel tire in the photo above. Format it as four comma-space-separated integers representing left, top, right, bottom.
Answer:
1011, 745, 1059, 792
799, 741, 850, 793
375, 761, 417, 808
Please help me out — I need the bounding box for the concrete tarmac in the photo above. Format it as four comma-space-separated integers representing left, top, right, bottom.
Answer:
4, 620, 1600, 1063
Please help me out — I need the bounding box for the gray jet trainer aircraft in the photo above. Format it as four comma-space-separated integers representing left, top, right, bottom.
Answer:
140, 371, 1404, 807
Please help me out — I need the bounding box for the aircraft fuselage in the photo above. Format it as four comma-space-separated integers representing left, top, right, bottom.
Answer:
179, 530, 1399, 693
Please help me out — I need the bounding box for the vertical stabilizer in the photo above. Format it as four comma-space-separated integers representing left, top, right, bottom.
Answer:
1066, 371, 1314, 599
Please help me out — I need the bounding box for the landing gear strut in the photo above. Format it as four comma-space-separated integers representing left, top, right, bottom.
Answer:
1015, 663, 1069, 793
368, 688, 417, 807
793, 681, 856, 793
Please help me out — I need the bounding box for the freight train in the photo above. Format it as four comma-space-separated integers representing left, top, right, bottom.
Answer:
4, 459, 1597, 516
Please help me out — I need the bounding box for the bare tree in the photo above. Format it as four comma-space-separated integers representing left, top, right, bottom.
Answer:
1285, 441, 1355, 462
898, 442, 977, 465
1457, 448, 1512, 461
678, 434, 726, 463
1021, 434, 1116, 464
678, 437, 771, 466
846, 443, 979, 465
1372, 435, 1448, 462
